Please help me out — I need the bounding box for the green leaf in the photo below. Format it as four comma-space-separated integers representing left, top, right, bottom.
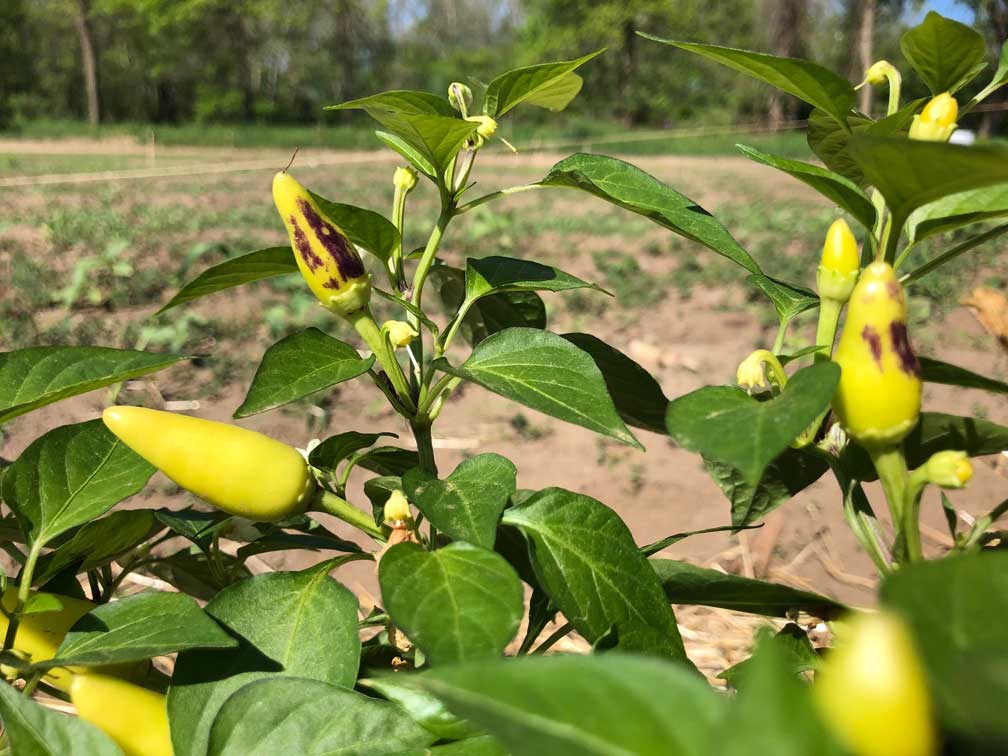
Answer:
561, 333, 669, 434
747, 274, 819, 327
402, 454, 516, 549
307, 191, 400, 264
436, 265, 547, 346
651, 559, 844, 618
158, 247, 297, 314
355, 446, 421, 477
379, 542, 523, 666
704, 449, 830, 528
464, 255, 604, 301
847, 136, 1008, 250
2, 420, 155, 548
719, 623, 821, 688
375, 130, 437, 178
427, 735, 507, 755
502, 488, 688, 661
483, 50, 604, 117
33, 592, 235, 669
168, 561, 361, 756
906, 183, 1008, 243
0, 346, 183, 425
882, 552, 1008, 744
736, 145, 876, 230
154, 508, 227, 553
644, 36, 855, 127
434, 328, 640, 448
416, 654, 721, 756
358, 676, 483, 741
207, 677, 435, 756
308, 431, 396, 472
666, 362, 839, 485
330, 93, 477, 175
920, 356, 1008, 395
234, 328, 374, 417
34, 510, 159, 584
540, 153, 760, 274
900, 11, 988, 94
0, 682, 123, 756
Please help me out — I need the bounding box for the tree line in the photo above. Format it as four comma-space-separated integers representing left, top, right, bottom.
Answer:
1, 0, 1005, 133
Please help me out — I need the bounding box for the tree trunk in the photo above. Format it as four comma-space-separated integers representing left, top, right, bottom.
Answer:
768, 0, 807, 127
74, 0, 100, 125
849, 0, 876, 114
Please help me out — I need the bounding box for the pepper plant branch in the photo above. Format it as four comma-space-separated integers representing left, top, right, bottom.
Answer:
455, 183, 544, 215
900, 224, 1008, 285
2, 541, 43, 653
313, 490, 385, 540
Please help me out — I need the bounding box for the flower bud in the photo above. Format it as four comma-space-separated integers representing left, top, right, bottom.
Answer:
817, 218, 860, 303
383, 490, 412, 526
465, 115, 498, 147
832, 262, 921, 448
103, 406, 314, 522
864, 60, 897, 86
909, 93, 958, 142
814, 611, 935, 756
382, 320, 418, 349
273, 171, 372, 316
736, 349, 787, 394
448, 82, 473, 113
393, 166, 418, 193
919, 450, 973, 489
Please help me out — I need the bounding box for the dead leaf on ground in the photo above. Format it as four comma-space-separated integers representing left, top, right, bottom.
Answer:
961, 287, 1008, 351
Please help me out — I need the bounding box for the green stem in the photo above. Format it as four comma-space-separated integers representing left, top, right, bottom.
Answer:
885, 68, 902, 117
829, 458, 891, 574
3, 542, 42, 652
410, 209, 452, 312
455, 184, 543, 214
900, 224, 1008, 285
411, 421, 437, 475
350, 308, 416, 413
390, 183, 409, 290
531, 622, 573, 655
418, 375, 460, 416
869, 445, 918, 564
313, 490, 385, 540
21, 670, 44, 697
437, 296, 477, 357
814, 298, 843, 361
772, 319, 790, 354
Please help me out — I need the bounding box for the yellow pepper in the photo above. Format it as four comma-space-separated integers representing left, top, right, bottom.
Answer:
102, 406, 314, 522
817, 218, 860, 303
71, 674, 172, 756
273, 171, 372, 317
814, 611, 935, 756
0, 588, 146, 692
908, 93, 958, 142
831, 262, 921, 448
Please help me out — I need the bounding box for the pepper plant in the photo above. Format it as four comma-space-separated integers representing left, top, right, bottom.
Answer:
1, 10, 1008, 756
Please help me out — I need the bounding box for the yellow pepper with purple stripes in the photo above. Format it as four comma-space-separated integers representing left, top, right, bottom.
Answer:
273, 171, 372, 316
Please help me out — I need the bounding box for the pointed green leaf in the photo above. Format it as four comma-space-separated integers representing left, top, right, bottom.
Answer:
900, 11, 988, 94
644, 35, 855, 127
168, 562, 361, 756
375, 130, 437, 178
415, 654, 721, 756
354, 446, 421, 477
665, 362, 839, 485
748, 274, 819, 326
379, 542, 523, 666
736, 145, 876, 230
907, 183, 1008, 243
502, 487, 688, 661
540, 153, 760, 273
330, 90, 455, 117
234, 328, 374, 417
158, 247, 297, 314
523, 72, 584, 111
358, 676, 483, 742
0, 346, 183, 424
0, 683, 123, 756
920, 356, 1008, 395
207, 677, 434, 756
34, 510, 159, 584
402, 454, 516, 549
307, 431, 396, 472
2, 420, 155, 548
483, 50, 604, 117
434, 328, 640, 448
464, 255, 604, 301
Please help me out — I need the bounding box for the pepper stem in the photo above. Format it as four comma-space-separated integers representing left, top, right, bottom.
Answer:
312, 490, 385, 541
349, 308, 416, 414
869, 444, 920, 563
814, 298, 844, 361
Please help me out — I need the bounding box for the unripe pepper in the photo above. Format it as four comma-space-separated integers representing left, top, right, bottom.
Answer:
273, 171, 372, 317
817, 218, 860, 304
909, 93, 958, 142
0, 588, 146, 691
814, 611, 935, 756
102, 406, 314, 522
831, 262, 921, 448
71, 674, 172, 756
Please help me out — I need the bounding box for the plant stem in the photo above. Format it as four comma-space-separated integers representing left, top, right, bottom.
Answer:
390, 182, 408, 290
531, 622, 573, 654
869, 445, 919, 563
455, 184, 543, 214
814, 298, 843, 361
410, 209, 452, 313
350, 309, 415, 413
900, 224, 1008, 285
3, 542, 42, 652
313, 490, 385, 540
411, 421, 437, 475
772, 319, 789, 354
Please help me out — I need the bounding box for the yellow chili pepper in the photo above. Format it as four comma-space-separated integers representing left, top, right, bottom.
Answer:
0, 588, 146, 692
908, 93, 958, 142
814, 611, 935, 756
102, 406, 314, 522
71, 674, 172, 756
273, 171, 372, 317
817, 218, 860, 304
831, 262, 921, 448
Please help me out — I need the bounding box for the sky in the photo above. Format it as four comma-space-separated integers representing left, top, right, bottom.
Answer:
911, 0, 975, 24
